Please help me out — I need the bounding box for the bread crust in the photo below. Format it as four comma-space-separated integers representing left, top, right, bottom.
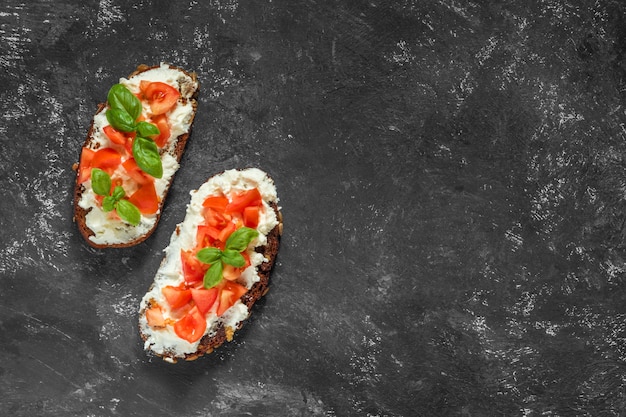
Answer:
73, 64, 199, 248
139, 200, 282, 363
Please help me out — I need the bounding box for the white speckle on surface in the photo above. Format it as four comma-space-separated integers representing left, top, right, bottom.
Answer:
93, 0, 124, 34
504, 223, 524, 251
384, 40, 415, 65
0, 75, 72, 279
476, 36, 498, 66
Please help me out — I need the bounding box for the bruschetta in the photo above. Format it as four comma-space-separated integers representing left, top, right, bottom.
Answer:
73, 63, 199, 248
138, 168, 282, 362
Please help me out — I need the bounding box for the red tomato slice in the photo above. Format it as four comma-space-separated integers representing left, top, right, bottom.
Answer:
145, 306, 165, 328
142, 82, 180, 115
103, 125, 135, 153
202, 196, 229, 211
127, 182, 159, 214
190, 288, 219, 315
78, 147, 95, 183
103, 125, 127, 146
174, 306, 207, 343
222, 264, 243, 281
242, 251, 251, 268
216, 289, 235, 316
225, 188, 262, 214
243, 206, 260, 228
216, 281, 248, 316
91, 147, 122, 172
139, 80, 151, 95
217, 222, 236, 243
204, 207, 230, 228
152, 114, 171, 147
196, 225, 220, 248
224, 280, 248, 299
122, 157, 153, 185
162, 286, 192, 310
181, 250, 206, 284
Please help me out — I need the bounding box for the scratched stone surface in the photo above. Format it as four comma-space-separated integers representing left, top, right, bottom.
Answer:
2, 0, 626, 416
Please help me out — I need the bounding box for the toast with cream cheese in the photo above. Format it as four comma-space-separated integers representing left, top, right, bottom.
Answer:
138, 168, 282, 362
73, 63, 199, 248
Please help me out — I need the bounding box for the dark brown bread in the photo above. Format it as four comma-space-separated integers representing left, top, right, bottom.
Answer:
72, 64, 199, 248
140, 203, 283, 363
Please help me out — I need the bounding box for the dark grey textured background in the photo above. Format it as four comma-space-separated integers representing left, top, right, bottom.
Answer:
2, 1, 626, 416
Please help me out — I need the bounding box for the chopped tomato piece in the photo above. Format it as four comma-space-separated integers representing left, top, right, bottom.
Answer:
203, 207, 230, 228
222, 264, 243, 281
152, 114, 171, 147
191, 288, 219, 315
181, 250, 206, 284
169, 302, 193, 320
224, 280, 248, 299
128, 182, 159, 214
196, 225, 220, 248
161, 285, 192, 310
243, 206, 260, 228
242, 251, 251, 268
141, 81, 180, 115
202, 196, 229, 211
103, 125, 135, 152
145, 305, 165, 328
122, 157, 153, 185
217, 222, 237, 243
174, 306, 207, 343
216, 281, 248, 316
78, 147, 95, 183
139, 80, 151, 94
216, 289, 235, 316
91, 147, 122, 172
104, 125, 126, 146
225, 188, 262, 214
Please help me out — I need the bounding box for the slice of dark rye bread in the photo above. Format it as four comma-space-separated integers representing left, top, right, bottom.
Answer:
140, 202, 283, 363
72, 64, 199, 248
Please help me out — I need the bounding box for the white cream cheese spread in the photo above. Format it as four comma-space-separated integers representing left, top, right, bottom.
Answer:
139, 168, 279, 360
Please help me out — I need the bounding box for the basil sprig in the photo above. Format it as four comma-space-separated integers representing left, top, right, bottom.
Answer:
105, 84, 163, 179
91, 168, 141, 226
196, 227, 259, 289
132, 136, 163, 178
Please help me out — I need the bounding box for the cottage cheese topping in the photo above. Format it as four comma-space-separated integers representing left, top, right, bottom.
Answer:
78, 63, 198, 245
139, 168, 279, 358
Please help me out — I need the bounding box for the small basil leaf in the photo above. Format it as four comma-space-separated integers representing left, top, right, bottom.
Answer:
107, 84, 142, 121
221, 249, 246, 268
111, 185, 125, 201
203, 261, 223, 289
106, 108, 137, 132
225, 227, 259, 252
136, 121, 160, 138
196, 247, 223, 265
102, 196, 116, 212
132, 136, 163, 178
115, 199, 141, 226
91, 168, 111, 196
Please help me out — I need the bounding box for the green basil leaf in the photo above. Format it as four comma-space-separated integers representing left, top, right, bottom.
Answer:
111, 185, 125, 201
196, 247, 223, 265
132, 136, 163, 178
91, 168, 111, 196
107, 84, 142, 121
203, 261, 223, 289
221, 249, 246, 267
102, 196, 116, 212
106, 108, 137, 132
136, 121, 160, 138
225, 227, 259, 252
115, 199, 141, 226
